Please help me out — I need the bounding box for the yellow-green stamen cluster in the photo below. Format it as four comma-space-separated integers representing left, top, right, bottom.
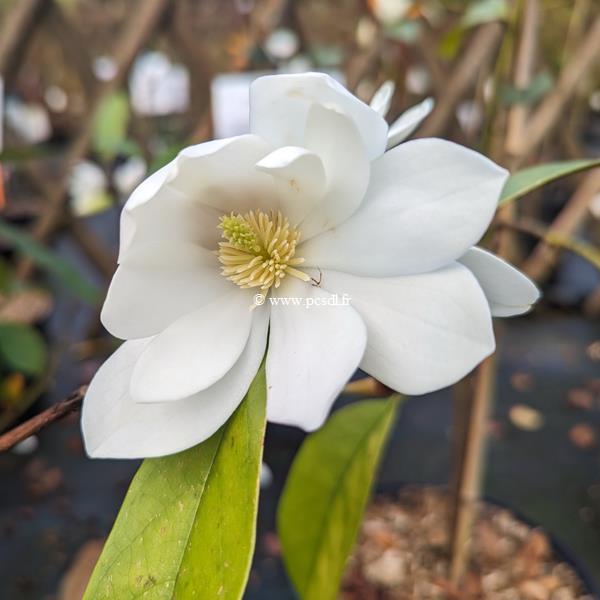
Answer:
218, 210, 310, 291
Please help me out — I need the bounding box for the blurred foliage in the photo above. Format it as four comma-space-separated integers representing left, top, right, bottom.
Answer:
0, 323, 46, 376
91, 91, 139, 160
0, 220, 100, 304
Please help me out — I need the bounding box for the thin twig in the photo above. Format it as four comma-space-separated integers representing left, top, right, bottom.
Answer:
417, 22, 504, 138
514, 15, 600, 159
497, 215, 600, 271
522, 169, 600, 281
0, 385, 87, 453
16, 0, 172, 280
504, 0, 539, 162
0, 0, 48, 82
449, 357, 496, 584
448, 6, 534, 585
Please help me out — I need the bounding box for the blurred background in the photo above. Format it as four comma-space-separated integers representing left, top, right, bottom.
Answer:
0, 0, 598, 598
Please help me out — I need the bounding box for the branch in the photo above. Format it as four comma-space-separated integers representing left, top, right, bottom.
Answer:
496, 216, 600, 272
514, 15, 600, 159
16, 0, 172, 280
522, 168, 600, 281
417, 22, 504, 138
0, 385, 87, 453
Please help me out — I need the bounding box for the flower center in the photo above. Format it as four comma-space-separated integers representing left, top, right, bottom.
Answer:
217, 210, 310, 292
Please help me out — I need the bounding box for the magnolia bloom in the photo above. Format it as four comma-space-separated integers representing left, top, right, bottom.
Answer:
82, 73, 539, 459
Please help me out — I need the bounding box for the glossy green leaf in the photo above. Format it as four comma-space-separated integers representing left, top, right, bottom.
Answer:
0, 219, 101, 304
0, 323, 46, 375
500, 159, 600, 206
278, 397, 399, 600
92, 91, 131, 160
83, 364, 267, 600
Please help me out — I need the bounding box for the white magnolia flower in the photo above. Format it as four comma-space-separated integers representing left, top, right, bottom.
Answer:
82, 73, 539, 459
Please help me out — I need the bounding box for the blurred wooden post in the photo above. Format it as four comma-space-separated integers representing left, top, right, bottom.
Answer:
449, 357, 496, 584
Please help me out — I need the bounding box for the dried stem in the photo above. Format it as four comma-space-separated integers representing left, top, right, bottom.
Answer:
497, 215, 600, 271
522, 169, 600, 281
15, 0, 172, 280
448, 3, 537, 586
0, 385, 87, 453
514, 15, 600, 159
417, 22, 504, 138
0, 0, 48, 82
449, 357, 496, 584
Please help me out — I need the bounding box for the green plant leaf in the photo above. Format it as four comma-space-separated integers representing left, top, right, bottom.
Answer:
83, 363, 267, 600
0, 219, 101, 304
92, 91, 131, 161
278, 397, 400, 600
0, 323, 47, 375
500, 159, 600, 206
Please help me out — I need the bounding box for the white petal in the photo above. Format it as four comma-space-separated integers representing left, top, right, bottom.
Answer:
255, 146, 326, 224
168, 135, 278, 214
250, 72, 388, 160
370, 80, 395, 117
386, 97, 434, 148
320, 264, 495, 395
298, 104, 370, 239
266, 278, 366, 431
118, 135, 275, 261
459, 247, 540, 317
102, 241, 233, 340
119, 174, 222, 262
301, 138, 508, 277
130, 290, 254, 403
82, 306, 269, 459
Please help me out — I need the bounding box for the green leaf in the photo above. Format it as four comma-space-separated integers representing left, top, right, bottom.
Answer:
0, 323, 46, 375
92, 91, 131, 161
0, 219, 101, 304
278, 397, 400, 600
83, 363, 267, 600
500, 159, 600, 206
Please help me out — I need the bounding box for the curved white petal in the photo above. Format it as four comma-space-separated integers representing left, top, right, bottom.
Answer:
298, 104, 370, 239
168, 135, 277, 214
82, 306, 269, 459
119, 180, 222, 262
119, 135, 275, 261
386, 97, 434, 148
459, 247, 540, 317
301, 138, 508, 277
266, 278, 366, 431
255, 146, 326, 224
119, 162, 222, 261
250, 72, 388, 161
102, 241, 233, 340
320, 264, 495, 395
130, 290, 254, 403
370, 80, 395, 117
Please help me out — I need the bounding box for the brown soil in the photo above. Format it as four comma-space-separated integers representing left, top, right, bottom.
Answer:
342, 487, 594, 600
